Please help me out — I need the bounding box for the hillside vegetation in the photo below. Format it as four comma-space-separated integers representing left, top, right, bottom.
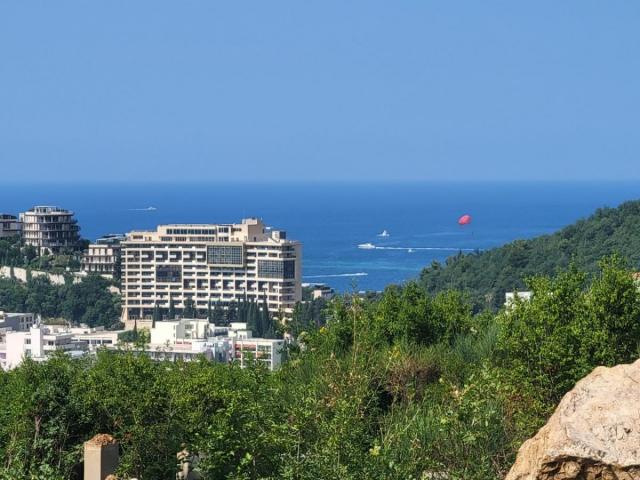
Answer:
0, 275, 120, 328
2, 257, 640, 479
420, 200, 640, 310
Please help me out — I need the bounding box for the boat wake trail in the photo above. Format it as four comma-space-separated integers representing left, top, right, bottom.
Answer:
304, 272, 369, 279
373, 246, 476, 252
358, 244, 477, 252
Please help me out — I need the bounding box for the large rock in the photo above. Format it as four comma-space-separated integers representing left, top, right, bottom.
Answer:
506, 359, 640, 480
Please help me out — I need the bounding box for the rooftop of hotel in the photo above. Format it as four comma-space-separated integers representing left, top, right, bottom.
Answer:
23, 206, 75, 214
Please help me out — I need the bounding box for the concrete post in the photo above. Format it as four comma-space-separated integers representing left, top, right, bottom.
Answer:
84, 434, 119, 480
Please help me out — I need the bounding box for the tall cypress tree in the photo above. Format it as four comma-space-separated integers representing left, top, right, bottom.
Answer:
152, 302, 161, 327
184, 298, 196, 318
168, 296, 176, 320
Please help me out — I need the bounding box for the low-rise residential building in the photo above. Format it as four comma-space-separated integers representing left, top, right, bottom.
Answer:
82, 234, 124, 276
0, 311, 36, 332
69, 325, 122, 351
0, 314, 285, 371
129, 340, 217, 363
2, 325, 88, 370
311, 285, 334, 300
0, 214, 21, 238
150, 318, 212, 345
233, 337, 285, 370
0, 312, 37, 368
118, 318, 285, 370
20, 206, 80, 255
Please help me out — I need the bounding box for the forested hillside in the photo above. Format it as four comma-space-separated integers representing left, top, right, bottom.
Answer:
420, 200, 640, 310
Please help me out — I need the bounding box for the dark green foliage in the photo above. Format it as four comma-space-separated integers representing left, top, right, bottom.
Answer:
373, 282, 473, 346
0, 275, 120, 328
183, 298, 196, 318
496, 255, 640, 404
289, 297, 329, 337
237, 300, 279, 338
167, 297, 176, 320
420, 200, 640, 310
0, 236, 25, 266
0, 235, 87, 274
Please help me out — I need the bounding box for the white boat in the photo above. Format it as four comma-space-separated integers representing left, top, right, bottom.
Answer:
378, 230, 390, 237
408, 248, 414, 253
358, 242, 376, 250
146, 206, 157, 211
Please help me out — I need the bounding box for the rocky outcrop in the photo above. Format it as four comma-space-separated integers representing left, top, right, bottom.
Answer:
506, 359, 640, 480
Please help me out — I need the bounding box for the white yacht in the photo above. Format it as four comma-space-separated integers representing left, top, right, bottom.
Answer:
358, 242, 376, 250
378, 230, 390, 237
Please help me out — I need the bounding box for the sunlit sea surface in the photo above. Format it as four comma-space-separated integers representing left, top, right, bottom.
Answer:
2, 182, 638, 291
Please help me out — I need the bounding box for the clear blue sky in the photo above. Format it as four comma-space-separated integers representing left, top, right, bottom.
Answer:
1, 2, 639, 182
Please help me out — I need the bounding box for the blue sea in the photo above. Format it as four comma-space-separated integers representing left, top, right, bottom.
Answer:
1, 182, 639, 292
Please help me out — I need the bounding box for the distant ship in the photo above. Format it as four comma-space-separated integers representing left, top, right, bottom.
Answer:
145, 206, 157, 211
358, 242, 376, 250
378, 230, 390, 237
408, 248, 414, 253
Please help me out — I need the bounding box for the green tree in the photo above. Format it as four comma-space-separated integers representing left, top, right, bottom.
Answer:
183, 298, 196, 318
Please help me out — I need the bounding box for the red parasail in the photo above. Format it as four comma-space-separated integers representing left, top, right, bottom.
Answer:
458, 214, 472, 226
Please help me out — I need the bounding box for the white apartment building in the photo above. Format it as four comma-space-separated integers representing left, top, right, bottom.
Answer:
233, 337, 285, 371
115, 318, 284, 369
0, 312, 36, 368
82, 234, 125, 276
133, 341, 217, 363
0, 214, 22, 238
20, 206, 80, 255
121, 218, 302, 323
2, 325, 87, 370
69, 325, 122, 351
0, 311, 36, 332
150, 318, 211, 345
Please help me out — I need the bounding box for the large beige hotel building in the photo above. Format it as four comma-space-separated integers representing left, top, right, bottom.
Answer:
121, 218, 301, 323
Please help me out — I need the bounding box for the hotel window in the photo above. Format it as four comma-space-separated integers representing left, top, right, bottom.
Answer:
207, 245, 244, 266
156, 265, 182, 283
258, 260, 296, 279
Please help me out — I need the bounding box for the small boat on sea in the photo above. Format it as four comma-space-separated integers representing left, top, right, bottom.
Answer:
408, 248, 414, 253
378, 230, 390, 237
358, 243, 376, 250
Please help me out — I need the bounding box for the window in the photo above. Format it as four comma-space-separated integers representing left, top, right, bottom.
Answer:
207, 245, 244, 266
156, 265, 182, 283
258, 260, 296, 279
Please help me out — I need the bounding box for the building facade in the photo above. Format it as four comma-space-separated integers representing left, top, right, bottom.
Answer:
0, 311, 36, 332
20, 206, 80, 255
233, 337, 285, 370
119, 318, 284, 370
121, 218, 301, 323
82, 234, 124, 276
0, 214, 21, 238
311, 285, 334, 300
2, 325, 87, 370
